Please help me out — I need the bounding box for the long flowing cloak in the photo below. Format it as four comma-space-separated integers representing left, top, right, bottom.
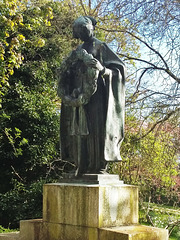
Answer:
58, 38, 126, 173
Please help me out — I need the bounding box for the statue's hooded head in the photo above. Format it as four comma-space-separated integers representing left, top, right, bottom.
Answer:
73, 16, 97, 42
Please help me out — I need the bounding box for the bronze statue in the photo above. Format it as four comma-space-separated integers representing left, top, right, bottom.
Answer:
57, 16, 126, 176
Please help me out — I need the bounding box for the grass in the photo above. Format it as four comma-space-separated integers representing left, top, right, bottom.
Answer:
0, 225, 18, 233
139, 202, 180, 240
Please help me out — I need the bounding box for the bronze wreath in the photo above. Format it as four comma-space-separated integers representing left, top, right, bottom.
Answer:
57, 49, 99, 107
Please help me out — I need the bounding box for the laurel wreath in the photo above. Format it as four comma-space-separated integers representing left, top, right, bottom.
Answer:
57, 49, 99, 106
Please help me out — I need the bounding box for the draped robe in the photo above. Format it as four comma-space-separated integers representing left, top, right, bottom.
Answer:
58, 38, 126, 174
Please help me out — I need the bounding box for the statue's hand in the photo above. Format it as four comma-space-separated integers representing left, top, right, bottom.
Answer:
86, 58, 104, 71
63, 94, 87, 107
77, 93, 87, 105
85, 58, 112, 77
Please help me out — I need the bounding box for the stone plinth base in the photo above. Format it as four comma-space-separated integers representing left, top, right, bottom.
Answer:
0, 175, 169, 240
43, 182, 138, 227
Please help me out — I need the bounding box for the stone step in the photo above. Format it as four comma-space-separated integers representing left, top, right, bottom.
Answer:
0, 232, 19, 240
19, 219, 168, 240
100, 225, 168, 240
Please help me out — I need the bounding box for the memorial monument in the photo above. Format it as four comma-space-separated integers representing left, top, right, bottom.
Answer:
0, 16, 168, 240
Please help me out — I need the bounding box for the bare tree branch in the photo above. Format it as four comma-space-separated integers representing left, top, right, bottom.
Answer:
11, 165, 24, 182
80, 0, 87, 15
131, 108, 180, 141
92, 0, 105, 16
98, 26, 180, 83
122, 53, 180, 84
165, 219, 180, 236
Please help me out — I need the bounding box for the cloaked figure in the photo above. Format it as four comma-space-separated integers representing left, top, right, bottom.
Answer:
57, 16, 126, 176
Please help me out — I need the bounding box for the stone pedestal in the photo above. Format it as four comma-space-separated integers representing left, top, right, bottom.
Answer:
0, 174, 169, 240
43, 182, 138, 228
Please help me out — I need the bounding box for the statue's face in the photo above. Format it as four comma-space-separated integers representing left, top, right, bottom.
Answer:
73, 21, 94, 42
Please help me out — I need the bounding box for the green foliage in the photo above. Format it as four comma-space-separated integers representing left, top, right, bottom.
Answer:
3, 127, 28, 157
110, 112, 179, 206
0, 0, 81, 228
0, 0, 78, 191
0, 179, 49, 228
97, 15, 140, 61
0, 225, 18, 233
0, 0, 54, 106
0, 69, 59, 191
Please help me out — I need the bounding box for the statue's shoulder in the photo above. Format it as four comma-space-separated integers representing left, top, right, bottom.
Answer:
94, 38, 105, 48
93, 38, 109, 56
95, 39, 112, 52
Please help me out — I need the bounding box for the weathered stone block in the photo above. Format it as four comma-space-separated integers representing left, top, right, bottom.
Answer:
19, 219, 43, 240
43, 222, 98, 240
99, 184, 138, 227
43, 183, 138, 228
42, 222, 168, 240
0, 232, 19, 240
99, 225, 169, 240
